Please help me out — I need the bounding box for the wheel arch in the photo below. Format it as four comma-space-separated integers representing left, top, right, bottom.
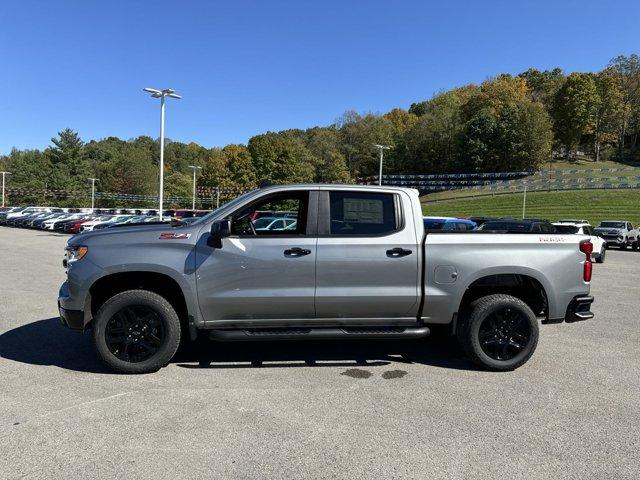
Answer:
457, 270, 551, 320
88, 270, 194, 337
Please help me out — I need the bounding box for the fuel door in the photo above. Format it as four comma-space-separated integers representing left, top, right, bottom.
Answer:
435, 265, 458, 284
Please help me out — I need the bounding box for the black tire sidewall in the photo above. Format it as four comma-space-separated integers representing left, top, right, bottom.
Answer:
462, 295, 539, 371
93, 290, 181, 374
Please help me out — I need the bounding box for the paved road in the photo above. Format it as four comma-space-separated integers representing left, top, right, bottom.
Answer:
0, 228, 638, 479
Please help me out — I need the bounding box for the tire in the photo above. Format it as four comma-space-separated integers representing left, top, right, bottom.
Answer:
595, 248, 605, 263
93, 290, 181, 374
456, 294, 539, 371
632, 241, 638, 251
620, 242, 627, 250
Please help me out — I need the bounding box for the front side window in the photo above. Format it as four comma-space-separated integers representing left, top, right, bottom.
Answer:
329, 191, 397, 236
230, 191, 308, 236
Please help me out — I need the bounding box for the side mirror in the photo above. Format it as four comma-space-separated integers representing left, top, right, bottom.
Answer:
207, 218, 231, 248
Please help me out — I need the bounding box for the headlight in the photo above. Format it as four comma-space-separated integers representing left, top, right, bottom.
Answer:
64, 245, 88, 267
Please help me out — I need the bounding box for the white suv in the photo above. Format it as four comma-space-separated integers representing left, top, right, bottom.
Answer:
553, 220, 607, 263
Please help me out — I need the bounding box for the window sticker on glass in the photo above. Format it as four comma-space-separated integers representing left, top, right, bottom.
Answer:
343, 198, 384, 224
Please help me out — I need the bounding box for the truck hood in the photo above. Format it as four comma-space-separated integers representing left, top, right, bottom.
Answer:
67, 222, 202, 247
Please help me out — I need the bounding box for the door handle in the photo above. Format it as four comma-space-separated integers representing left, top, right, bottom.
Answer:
386, 247, 412, 258
284, 247, 311, 257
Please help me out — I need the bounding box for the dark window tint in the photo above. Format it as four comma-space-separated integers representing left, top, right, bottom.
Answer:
554, 225, 579, 234
329, 191, 397, 236
481, 221, 531, 232
424, 221, 445, 230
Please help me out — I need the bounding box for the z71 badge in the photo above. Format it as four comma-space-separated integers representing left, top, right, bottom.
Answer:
159, 232, 191, 240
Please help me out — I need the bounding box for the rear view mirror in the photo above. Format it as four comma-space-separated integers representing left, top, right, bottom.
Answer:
208, 218, 231, 248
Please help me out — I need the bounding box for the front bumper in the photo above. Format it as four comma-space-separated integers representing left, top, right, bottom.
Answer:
58, 302, 85, 330
58, 280, 91, 330
601, 236, 624, 246
564, 295, 594, 323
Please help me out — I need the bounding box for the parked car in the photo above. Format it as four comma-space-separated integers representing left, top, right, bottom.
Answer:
62, 217, 97, 234
553, 221, 606, 263
42, 213, 83, 230
86, 215, 137, 231
174, 209, 210, 220
593, 220, 639, 250
253, 216, 298, 231
59, 184, 594, 374
0, 207, 26, 224
478, 219, 557, 233
423, 216, 477, 231
5, 206, 51, 224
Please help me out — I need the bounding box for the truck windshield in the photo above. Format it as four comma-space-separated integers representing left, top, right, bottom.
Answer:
599, 222, 625, 228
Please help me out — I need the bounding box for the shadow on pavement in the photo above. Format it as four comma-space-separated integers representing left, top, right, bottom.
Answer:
0, 318, 109, 373
0, 318, 478, 373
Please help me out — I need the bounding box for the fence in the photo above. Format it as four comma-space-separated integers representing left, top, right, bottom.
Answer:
361, 167, 640, 195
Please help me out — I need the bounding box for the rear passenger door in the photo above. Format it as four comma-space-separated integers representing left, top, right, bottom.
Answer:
314, 189, 421, 321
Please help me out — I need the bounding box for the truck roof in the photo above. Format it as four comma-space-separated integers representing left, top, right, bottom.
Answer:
258, 183, 420, 196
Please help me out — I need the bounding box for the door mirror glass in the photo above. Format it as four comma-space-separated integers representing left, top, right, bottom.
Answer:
208, 219, 231, 248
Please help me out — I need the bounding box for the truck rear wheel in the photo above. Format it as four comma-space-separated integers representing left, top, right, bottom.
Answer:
457, 294, 539, 371
93, 290, 181, 374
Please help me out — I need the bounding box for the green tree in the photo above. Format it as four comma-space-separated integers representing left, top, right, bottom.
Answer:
592, 71, 624, 161
305, 127, 351, 183
518, 67, 565, 109
45, 128, 91, 191
224, 144, 257, 189
460, 77, 552, 172
336, 112, 394, 177
248, 132, 314, 183
403, 90, 465, 173
551, 73, 600, 158
608, 54, 640, 159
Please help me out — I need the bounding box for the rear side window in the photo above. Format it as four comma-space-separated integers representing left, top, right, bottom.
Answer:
329, 191, 397, 236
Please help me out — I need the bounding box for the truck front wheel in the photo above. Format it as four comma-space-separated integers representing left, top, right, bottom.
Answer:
93, 290, 181, 374
457, 294, 539, 371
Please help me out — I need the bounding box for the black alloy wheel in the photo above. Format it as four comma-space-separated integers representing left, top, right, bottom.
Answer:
478, 307, 531, 361
104, 306, 166, 363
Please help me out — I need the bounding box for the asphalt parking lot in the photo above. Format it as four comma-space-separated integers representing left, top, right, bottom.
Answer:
0, 228, 638, 480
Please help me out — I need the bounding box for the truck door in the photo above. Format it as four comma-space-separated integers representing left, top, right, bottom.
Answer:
315, 189, 421, 321
195, 189, 318, 323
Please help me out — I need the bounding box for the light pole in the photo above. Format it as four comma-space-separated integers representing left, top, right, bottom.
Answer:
373, 144, 391, 186
87, 178, 99, 211
1, 171, 11, 207
188, 165, 202, 210
143, 87, 181, 220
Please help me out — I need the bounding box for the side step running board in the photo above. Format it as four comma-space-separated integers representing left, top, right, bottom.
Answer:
208, 326, 430, 342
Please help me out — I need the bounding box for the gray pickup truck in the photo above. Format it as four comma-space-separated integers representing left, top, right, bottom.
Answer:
58, 184, 594, 373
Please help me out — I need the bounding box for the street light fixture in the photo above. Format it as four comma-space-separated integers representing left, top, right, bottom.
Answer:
1, 171, 11, 207
373, 144, 391, 186
143, 87, 182, 220
87, 178, 99, 211
188, 165, 202, 210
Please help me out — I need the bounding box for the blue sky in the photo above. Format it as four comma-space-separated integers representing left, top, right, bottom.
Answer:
1, 0, 639, 154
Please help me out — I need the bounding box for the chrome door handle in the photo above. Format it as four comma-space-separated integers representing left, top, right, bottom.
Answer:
386, 247, 412, 258
284, 247, 311, 257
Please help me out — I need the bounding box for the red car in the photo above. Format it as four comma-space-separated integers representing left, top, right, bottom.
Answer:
64, 218, 93, 234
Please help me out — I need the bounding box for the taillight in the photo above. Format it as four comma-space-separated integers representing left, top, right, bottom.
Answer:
579, 239, 593, 282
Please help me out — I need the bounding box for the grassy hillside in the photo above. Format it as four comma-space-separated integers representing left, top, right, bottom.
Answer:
421, 189, 640, 226
423, 159, 640, 202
